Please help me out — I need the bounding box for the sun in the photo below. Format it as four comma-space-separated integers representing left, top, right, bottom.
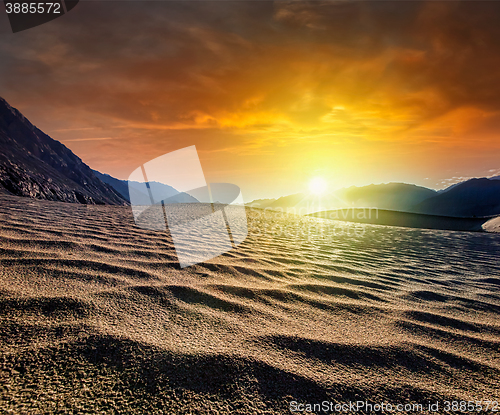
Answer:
309, 177, 328, 195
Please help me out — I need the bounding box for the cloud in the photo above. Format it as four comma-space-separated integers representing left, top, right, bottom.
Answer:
1, 1, 499, 196
63, 137, 115, 142
2, 2, 500, 135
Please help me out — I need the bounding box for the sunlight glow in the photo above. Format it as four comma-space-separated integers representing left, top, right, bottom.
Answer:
309, 177, 328, 195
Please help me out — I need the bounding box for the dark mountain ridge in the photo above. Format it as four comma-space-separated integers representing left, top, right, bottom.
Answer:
0, 96, 126, 204
412, 178, 500, 217
339, 182, 437, 211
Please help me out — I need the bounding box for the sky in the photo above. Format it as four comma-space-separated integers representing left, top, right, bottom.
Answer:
1, 1, 500, 201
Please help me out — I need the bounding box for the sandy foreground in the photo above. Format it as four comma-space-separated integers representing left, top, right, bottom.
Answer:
0, 194, 499, 414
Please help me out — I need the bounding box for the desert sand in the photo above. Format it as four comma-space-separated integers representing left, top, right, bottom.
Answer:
484, 217, 500, 233
308, 208, 494, 232
0, 193, 499, 414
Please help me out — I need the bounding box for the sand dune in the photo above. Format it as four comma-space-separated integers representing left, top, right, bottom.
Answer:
1, 194, 499, 413
485, 216, 500, 233
308, 208, 495, 232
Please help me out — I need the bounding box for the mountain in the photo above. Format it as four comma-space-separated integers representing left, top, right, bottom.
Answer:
93, 170, 199, 204
246, 198, 277, 208
337, 183, 437, 211
438, 175, 500, 195
412, 178, 500, 217
248, 183, 437, 214
92, 171, 131, 201
0, 97, 127, 204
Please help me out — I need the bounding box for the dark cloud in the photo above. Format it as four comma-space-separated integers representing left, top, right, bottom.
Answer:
2, 1, 500, 125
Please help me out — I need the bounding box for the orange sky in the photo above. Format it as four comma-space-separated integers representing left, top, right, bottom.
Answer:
1, 1, 500, 200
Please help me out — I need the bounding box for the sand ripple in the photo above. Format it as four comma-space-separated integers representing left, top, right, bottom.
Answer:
1, 194, 499, 413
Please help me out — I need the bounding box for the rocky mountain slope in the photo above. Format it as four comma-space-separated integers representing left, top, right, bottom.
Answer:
0, 96, 127, 204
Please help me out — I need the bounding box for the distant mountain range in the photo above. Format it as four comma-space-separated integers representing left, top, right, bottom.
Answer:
0, 96, 126, 205
249, 179, 500, 218
249, 183, 437, 213
93, 170, 199, 204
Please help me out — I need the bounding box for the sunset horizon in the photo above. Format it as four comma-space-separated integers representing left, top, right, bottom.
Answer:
1, 1, 500, 202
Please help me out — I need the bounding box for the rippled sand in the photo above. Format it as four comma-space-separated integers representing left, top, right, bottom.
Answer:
0, 194, 499, 414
